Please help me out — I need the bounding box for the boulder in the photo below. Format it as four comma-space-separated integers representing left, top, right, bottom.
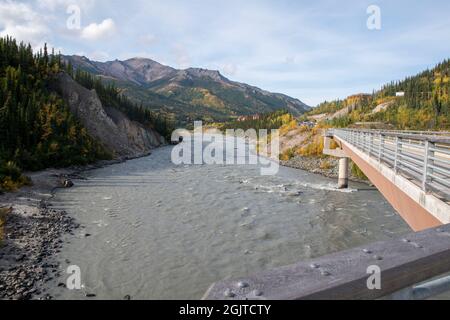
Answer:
59, 178, 74, 188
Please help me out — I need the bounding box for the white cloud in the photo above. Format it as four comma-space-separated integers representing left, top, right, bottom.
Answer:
37, 0, 95, 11
2, 0, 448, 105
81, 18, 116, 41
0, 0, 50, 47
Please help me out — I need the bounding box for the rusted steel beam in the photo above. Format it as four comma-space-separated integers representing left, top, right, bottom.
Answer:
203, 224, 450, 300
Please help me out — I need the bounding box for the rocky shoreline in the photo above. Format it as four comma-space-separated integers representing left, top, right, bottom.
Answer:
0, 150, 365, 300
0, 203, 78, 300
0, 154, 151, 300
281, 155, 371, 185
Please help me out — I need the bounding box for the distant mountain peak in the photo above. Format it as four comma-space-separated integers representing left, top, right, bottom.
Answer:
184, 68, 226, 81
124, 57, 165, 65
63, 55, 311, 121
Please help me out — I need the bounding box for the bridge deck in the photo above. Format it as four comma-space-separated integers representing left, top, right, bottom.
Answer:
203, 224, 450, 300
203, 129, 450, 300
328, 129, 450, 231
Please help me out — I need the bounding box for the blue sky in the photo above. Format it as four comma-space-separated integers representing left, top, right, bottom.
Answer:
1, 0, 450, 105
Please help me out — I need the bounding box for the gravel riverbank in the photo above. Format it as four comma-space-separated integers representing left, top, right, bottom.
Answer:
281, 155, 371, 185
0, 151, 365, 300
0, 156, 147, 300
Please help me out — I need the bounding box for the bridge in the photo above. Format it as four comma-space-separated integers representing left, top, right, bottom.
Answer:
203, 129, 450, 300
323, 129, 450, 231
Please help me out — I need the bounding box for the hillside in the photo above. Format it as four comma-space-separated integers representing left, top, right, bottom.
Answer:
0, 36, 166, 192
63, 56, 311, 123
306, 60, 450, 130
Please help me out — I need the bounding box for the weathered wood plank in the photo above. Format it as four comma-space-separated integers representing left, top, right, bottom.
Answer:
203, 224, 450, 300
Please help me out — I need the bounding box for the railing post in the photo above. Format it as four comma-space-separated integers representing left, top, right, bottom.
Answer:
428, 141, 435, 189
369, 133, 374, 157
378, 134, 384, 163
362, 132, 365, 150
364, 132, 368, 152
394, 137, 400, 173
422, 140, 430, 192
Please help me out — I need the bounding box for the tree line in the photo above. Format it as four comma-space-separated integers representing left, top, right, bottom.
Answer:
309, 59, 450, 130
0, 36, 113, 191
220, 110, 293, 132
0, 36, 174, 191
65, 64, 175, 138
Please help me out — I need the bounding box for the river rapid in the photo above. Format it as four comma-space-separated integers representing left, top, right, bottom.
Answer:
47, 141, 410, 299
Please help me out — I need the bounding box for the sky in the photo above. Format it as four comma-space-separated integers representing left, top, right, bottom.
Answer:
1, 0, 450, 106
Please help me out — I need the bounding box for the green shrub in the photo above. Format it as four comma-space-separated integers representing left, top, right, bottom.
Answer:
298, 136, 324, 157
279, 148, 296, 161
0, 161, 32, 192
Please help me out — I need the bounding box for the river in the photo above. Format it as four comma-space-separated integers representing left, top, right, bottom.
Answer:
47, 142, 410, 299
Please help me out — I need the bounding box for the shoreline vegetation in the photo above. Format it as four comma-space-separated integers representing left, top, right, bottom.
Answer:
0, 154, 148, 300
1, 34, 448, 300
215, 110, 370, 184
0, 141, 368, 300
0, 36, 173, 195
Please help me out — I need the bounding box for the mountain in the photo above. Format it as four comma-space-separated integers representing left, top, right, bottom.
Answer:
0, 36, 167, 192
63, 56, 311, 123
53, 72, 165, 158
306, 59, 450, 130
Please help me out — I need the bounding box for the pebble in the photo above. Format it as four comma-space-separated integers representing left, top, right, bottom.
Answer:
281, 156, 369, 183
0, 203, 79, 300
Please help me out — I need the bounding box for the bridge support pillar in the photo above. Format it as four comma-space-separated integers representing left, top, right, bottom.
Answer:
338, 157, 349, 189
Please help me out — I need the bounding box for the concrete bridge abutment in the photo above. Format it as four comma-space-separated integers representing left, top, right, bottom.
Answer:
338, 157, 349, 189
323, 134, 350, 189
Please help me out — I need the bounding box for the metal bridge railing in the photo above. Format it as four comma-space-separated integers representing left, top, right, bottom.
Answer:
332, 129, 450, 201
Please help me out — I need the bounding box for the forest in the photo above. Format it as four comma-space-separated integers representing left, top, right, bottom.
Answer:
219, 110, 294, 132
0, 36, 172, 192
0, 36, 111, 191
66, 65, 175, 139
310, 59, 450, 130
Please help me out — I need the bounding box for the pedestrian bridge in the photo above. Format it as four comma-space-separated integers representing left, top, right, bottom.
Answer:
324, 129, 450, 231
203, 129, 450, 300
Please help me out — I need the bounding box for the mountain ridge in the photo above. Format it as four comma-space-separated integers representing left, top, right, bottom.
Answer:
63, 55, 311, 122
305, 59, 450, 130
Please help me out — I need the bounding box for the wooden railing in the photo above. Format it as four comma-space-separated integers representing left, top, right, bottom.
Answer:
203, 224, 450, 300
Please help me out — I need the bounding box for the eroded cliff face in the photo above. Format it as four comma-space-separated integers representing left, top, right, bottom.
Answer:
54, 72, 165, 159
